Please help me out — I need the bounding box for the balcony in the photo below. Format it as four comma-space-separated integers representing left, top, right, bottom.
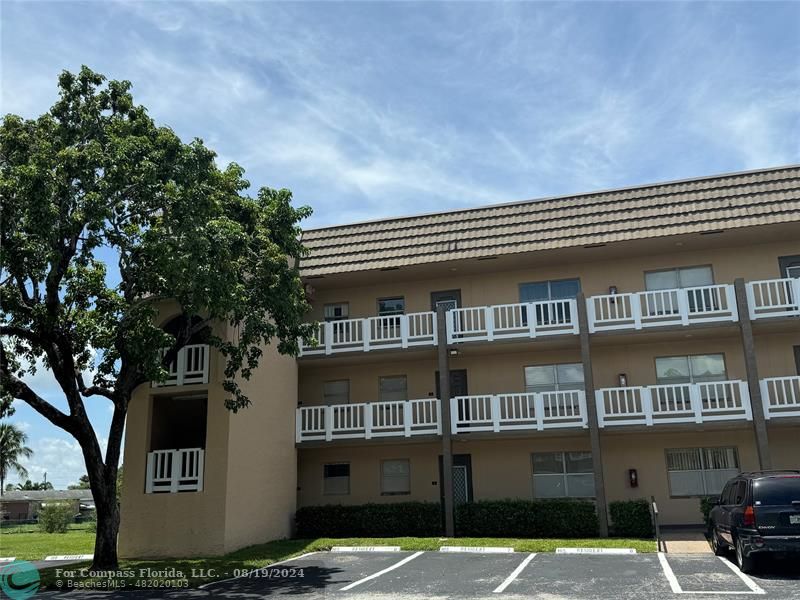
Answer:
587, 285, 738, 333
596, 380, 751, 427
296, 398, 441, 442
145, 448, 204, 493
746, 278, 800, 320
152, 344, 210, 387
299, 313, 437, 356
450, 391, 587, 433
760, 376, 800, 419
446, 300, 579, 344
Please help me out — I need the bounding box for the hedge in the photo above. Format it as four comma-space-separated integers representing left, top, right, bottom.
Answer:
455, 499, 599, 538
295, 502, 441, 538
609, 499, 653, 538
699, 496, 717, 526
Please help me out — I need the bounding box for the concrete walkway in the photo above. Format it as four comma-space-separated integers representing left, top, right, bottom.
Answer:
662, 529, 711, 553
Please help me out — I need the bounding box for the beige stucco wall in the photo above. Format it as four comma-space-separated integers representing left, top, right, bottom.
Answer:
298, 426, 800, 526
119, 304, 299, 558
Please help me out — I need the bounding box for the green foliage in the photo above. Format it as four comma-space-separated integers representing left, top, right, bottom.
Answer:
0, 422, 33, 491
295, 503, 442, 538
38, 502, 75, 533
455, 499, 599, 538
16, 479, 53, 491
609, 499, 653, 538
700, 496, 717, 526
68, 475, 91, 490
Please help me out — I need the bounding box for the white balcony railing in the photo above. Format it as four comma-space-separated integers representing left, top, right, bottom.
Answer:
152, 344, 210, 387
299, 312, 437, 356
746, 278, 800, 320
587, 284, 738, 332
596, 380, 751, 427
450, 391, 587, 433
296, 398, 441, 442
145, 448, 204, 493
760, 376, 800, 419
446, 300, 579, 344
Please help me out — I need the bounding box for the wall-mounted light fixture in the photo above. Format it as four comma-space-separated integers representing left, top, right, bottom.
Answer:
618, 373, 628, 387
629, 469, 638, 488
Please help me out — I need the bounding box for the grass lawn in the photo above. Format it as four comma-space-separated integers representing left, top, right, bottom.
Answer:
0, 525, 95, 560
23, 535, 656, 589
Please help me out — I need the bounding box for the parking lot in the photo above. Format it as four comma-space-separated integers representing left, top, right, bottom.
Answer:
35, 549, 800, 599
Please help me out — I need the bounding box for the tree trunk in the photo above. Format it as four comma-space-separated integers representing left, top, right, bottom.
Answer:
91, 475, 120, 570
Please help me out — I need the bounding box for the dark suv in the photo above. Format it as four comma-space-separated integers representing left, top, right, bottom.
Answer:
708, 470, 800, 573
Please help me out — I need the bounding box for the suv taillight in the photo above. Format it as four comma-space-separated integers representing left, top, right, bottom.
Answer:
743, 505, 755, 527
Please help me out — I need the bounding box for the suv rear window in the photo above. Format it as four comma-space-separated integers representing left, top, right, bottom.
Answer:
753, 476, 800, 506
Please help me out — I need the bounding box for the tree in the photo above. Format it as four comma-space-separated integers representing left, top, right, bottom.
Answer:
15, 479, 53, 491
1, 67, 313, 569
69, 474, 91, 489
0, 422, 33, 495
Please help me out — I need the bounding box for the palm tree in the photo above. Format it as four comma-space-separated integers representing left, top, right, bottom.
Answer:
0, 422, 34, 496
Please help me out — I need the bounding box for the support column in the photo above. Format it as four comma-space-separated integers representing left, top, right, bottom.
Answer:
734, 278, 772, 470
576, 292, 609, 537
437, 305, 455, 537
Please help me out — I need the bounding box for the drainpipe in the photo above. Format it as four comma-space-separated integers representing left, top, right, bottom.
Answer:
733, 278, 772, 470
576, 292, 609, 537
437, 304, 455, 537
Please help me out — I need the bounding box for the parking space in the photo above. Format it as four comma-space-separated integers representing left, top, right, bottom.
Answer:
35, 549, 800, 599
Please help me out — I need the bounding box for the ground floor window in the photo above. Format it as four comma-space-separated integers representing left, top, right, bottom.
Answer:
323, 463, 350, 495
381, 459, 410, 495
531, 451, 594, 498
665, 447, 739, 497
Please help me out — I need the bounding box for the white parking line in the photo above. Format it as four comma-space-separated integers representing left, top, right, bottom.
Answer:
716, 556, 766, 595
339, 551, 424, 591
493, 552, 536, 594
199, 552, 319, 589
657, 553, 765, 595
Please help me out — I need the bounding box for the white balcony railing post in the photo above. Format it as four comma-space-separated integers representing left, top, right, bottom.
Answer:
175, 348, 185, 386
641, 387, 653, 425
631, 295, 643, 329
436, 399, 442, 435
490, 395, 501, 432
527, 303, 537, 338
677, 289, 690, 325
726, 285, 739, 322
578, 390, 588, 427
760, 380, 771, 420
170, 450, 180, 493
793, 278, 800, 314
450, 397, 459, 434
403, 402, 412, 437
295, 408, 302, 443
689, 384, 703, 423
740, 382, 752, 421
586, 299, 596, 333
324, 406, 333, 441
195, 449, 204, 492
145, 452, 155, 493
485, 307, 495, 342
746, 282, 758, 321
570, 299, 579, 334
324, 321, 333, 355
431, 314, 439, 346
400, 315, 409, 349
595, 390, 606, 428
534, 393, 546, 431
364, 403, 373, 439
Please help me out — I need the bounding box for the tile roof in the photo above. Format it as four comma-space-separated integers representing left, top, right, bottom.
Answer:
300, 165, 800, 277
0, 489, 93, 502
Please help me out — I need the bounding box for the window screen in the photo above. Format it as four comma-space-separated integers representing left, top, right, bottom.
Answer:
324, 303, 349, 321
381, 459, 410, 494
666, 447, 739, 496
532, 451, 594, 498
525, 364, 584, 393
323, 380, 350, 405
379, 376, 407, 402
323, 463, 350, 495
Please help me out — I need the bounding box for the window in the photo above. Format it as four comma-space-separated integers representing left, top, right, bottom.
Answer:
324, 302, 349, 321
666, 447, 739, 497
377, 297, 405, 316
381, 459, 410, 495
379, 376, 407, 402
524, 364, 584, 393
655, 354, 727, 385
778, 255, 800, 279
645, 266, 714, 290
532, 451, 594, 498
323, 463, 350, 495
323, 380, 349, 405
519, 278, 581, 302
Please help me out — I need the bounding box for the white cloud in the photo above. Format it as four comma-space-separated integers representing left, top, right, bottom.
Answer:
13, 436, 107, 490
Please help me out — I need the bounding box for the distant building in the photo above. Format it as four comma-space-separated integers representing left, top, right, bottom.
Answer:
0, 489, 95, 521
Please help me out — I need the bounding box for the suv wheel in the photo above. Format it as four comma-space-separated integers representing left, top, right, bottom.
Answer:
735, 537, 756, 574
709, 526, 726, 556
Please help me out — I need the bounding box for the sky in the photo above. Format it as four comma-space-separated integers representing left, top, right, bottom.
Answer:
1, 1, 799, 489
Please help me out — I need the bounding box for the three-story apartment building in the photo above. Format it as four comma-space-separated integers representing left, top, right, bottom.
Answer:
120, 165, 800, 557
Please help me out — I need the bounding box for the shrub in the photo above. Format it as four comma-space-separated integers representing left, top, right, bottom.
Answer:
38, 502, 75, 533
296, 502, 441, 538
609, 499, 653, 538
455, 499, 599, 538
700, 496, 717, 526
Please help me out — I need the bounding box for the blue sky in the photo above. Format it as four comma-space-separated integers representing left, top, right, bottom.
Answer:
2, 1, 799, 488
